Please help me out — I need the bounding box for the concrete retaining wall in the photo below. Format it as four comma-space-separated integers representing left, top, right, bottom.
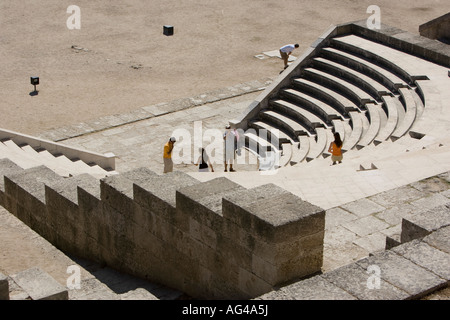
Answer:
0, 161, 325, 299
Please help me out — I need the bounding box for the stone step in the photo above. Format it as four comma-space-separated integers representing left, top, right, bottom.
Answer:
279, 143, 293, 167
331, 119, 346, 142
320, 47, 409, 92
400, 203, 450, 244
244, 131, 280, 156
248, 120, 293, 144
345, 133, 444, 168
280, 88, 344, 125
1, 139, 113, 179
391, 88, 419, 140
306, 127, 330, 162
302, 67, 376, 108
368, 138, 450, 175
0, 140, 40, 170
312, 56, 393, 99
356, 250, 447, 299
9, 267, 68, 300
331, 35, 429, 84
343, 112, 364, 151
356, 104, 381, 149
269, 100, 325, 133
292, 78, 359, 115
376, 96, 400, 142
290, 136, 310, 165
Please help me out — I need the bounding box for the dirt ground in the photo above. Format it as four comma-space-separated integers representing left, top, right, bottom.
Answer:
0, 0, 448, 135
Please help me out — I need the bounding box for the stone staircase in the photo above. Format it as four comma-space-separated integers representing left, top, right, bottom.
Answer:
0, 128, 117, 179
238, 33, 435, 171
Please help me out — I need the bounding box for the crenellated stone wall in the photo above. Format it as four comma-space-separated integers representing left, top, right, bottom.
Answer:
0, 159, 325, 299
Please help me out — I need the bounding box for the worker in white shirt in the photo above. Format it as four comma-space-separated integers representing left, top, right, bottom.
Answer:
279, 43, 299, 69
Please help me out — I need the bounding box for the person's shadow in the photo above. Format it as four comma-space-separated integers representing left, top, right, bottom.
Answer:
29, 90, 39, 96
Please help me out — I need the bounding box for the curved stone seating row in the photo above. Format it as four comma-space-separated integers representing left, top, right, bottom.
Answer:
312, 57, 393, 99
319, 47, 409, 93
290, 136, 310, 165
248, 120, 292, 145
244, 131, 280, 156
341, 112, 364, 151
330, 35, 429, 84
391, 88, 420, 140
305, 127, 331, 162
269, 100, 325, 134
356, 104, 381, 149
302, 67, 376, 108
376, 96, 400, 143
280, 88, 344, 125
292, 78, 359, 115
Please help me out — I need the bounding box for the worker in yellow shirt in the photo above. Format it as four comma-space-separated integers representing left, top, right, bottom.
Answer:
163, 137, 176, 173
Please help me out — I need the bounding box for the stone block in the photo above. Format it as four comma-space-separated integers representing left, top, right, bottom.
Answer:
0, 272, 9, 300
423, 226, 450, 254
356, 250, 447, 299
321, 263, 409, 300
222, 183, 325, 285
11, 267, 68, 300
3, 166, 63, 242
133, 170, 199, 228
401, 203, 450, 243
0, 158, 23, 206
238, 267, 272, 299
176, 177, 244, 232
222, 183, 325, 243
77, 184, 104, 257
100, 175, 136, 218
258, 275, 357, 300
392, 240, 450, 282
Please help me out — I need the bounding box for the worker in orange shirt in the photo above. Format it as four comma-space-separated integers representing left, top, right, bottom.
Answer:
328, 132, 343, 165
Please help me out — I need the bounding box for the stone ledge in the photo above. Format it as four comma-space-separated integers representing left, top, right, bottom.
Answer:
10, 267, 68, 300
392, 239, 450, 283
401, 202, 450, 243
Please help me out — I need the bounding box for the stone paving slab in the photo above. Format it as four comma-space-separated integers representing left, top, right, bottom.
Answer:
355, 250, 447, 299
340, 198, 386, 218
423, 226, 450, 254
392, 240, 450, 282
342, 215, 390, 237
257, 275, 356, 300
321, 262, 409, 300
352, 232, 387, 253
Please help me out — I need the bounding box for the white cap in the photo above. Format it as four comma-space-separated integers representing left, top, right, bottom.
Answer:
170, 137, 176, 142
